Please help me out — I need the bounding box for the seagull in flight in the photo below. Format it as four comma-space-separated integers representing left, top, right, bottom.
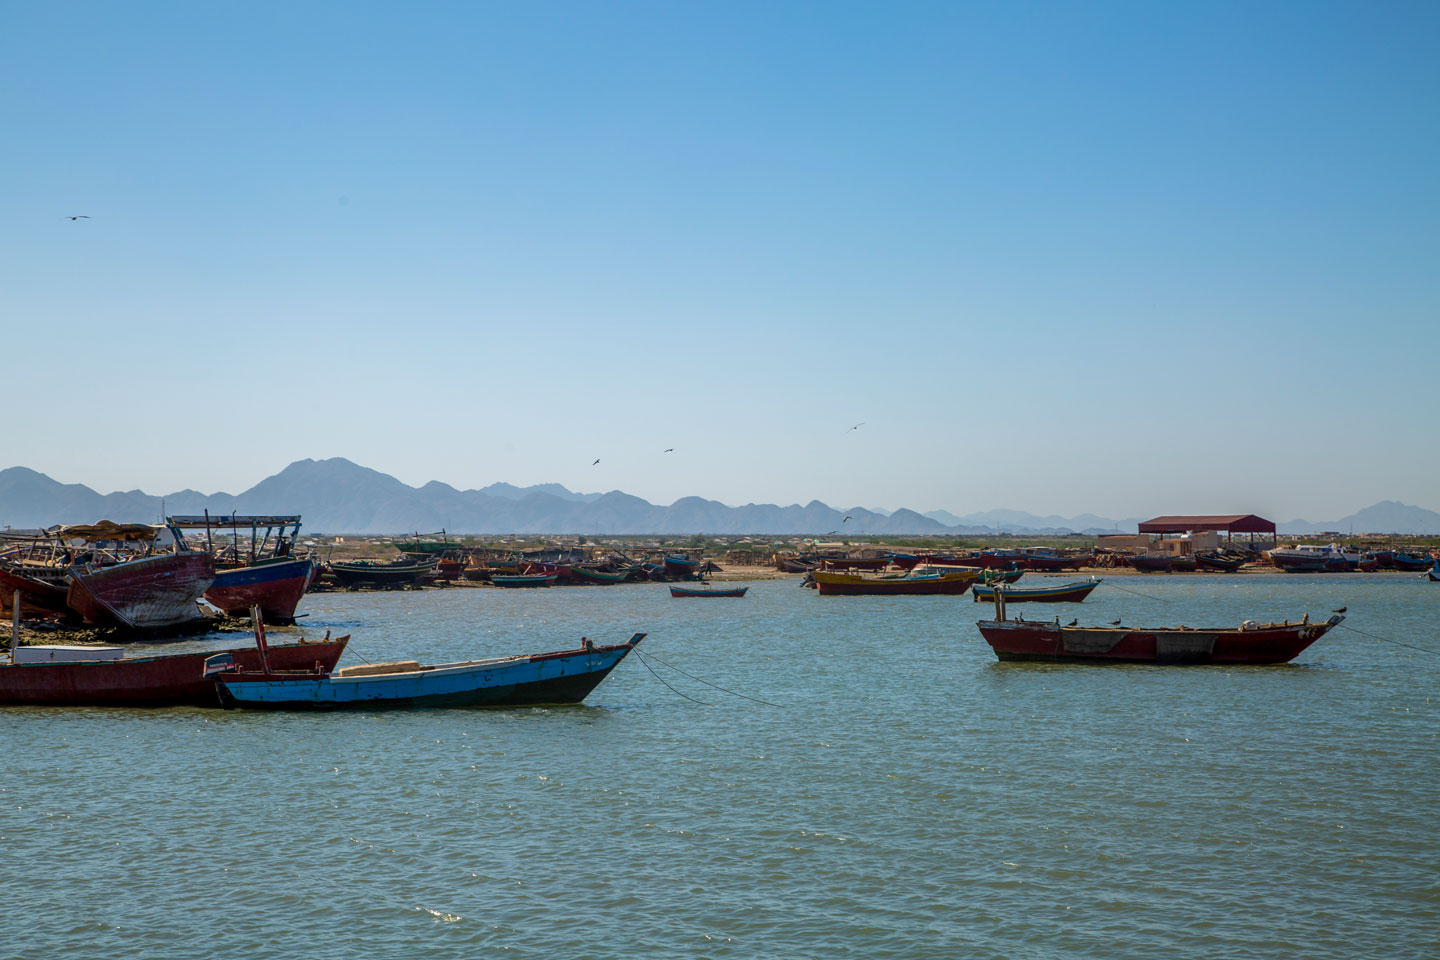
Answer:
846, 421, 865, 434
843, 516, 852, 523
591, 458, 600, 466
66, 215, 91, 220
663, 448, 675, 453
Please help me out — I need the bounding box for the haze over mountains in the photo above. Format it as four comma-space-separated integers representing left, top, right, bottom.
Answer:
1, 459, 1437, 536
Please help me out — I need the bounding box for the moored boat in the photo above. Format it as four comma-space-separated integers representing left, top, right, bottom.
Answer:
212, 633, 644, 709
330, 558, 438, 588
491, 573, 558, 588
669, 584, 748, 597
971, 578, 1101, 603
1268, 544, 1362, 573
813, 569, 980, 596
1392, 553, 1432, 573
976, 613, 1344, 664
66, 553, 217, 630
0, 637, 349, 706
571, 566, 629, 585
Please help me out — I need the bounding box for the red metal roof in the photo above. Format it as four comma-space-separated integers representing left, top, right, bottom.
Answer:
1138, 514, 1276, 534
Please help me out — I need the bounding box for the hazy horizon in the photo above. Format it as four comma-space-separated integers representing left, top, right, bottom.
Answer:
4, 2, 1437, 520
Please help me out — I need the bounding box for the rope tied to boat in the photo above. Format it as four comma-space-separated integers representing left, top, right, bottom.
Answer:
1337, 623, 1440, 659
630, 647, 712, 705
638, 649, 785, 708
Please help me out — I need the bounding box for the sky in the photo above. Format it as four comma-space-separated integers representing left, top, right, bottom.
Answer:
3, 0, 1437, 521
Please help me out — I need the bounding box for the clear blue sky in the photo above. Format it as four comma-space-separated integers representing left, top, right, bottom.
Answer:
3, 0, 1437, 521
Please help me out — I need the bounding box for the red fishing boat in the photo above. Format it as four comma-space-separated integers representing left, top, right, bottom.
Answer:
1022, 553, 1093, 572
0, 563, 71, 617
66, 553, 217, 631
0, 636, 349, 706
818, 556, 890, 571
976, 613, 1344, 664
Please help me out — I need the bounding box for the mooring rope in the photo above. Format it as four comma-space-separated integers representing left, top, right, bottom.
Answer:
631, 647, 713, 705
1105, 581, 1172, 603
1337, 623, 1440, 659
639, 650, 786, 708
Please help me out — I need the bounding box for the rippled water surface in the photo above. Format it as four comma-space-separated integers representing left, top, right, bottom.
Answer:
4, 575, 1438, 958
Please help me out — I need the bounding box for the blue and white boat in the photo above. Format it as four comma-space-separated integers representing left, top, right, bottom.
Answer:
211, 633, 644, 709
971, 578, 1102, 603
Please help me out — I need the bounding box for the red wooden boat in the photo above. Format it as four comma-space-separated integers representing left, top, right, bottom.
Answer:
818, 557, 890, 571
813, 569, 980, 596
204, 558, 315, 623
66, 553, 217, 630
0, 563, 71, 617
0, 636, 349, 706
976, 613, 1344, 664
1022, 554, 1092, 572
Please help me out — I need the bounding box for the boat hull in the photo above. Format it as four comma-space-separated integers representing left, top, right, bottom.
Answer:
0, 565, 71, 616
330, 560, 436, 588
976, 615, 1342, 665
814, 570, 979, 596
65, 553, 217, 630
670, 586, 748, 597
0, 639, 348, 706
491, 574, 557, 587
971, 580, 1101, 603
215, 638, 640, 710
205, 559, 314, 622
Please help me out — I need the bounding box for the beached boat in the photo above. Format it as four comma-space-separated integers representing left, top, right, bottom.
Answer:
491, 573, 558, 588
663, 556, 701, 577
1427, 560, 1440, 582
0, 562, 71, 616
1195, 552, 1246, 573
670, 584, 748, 597
212, 633, 644, 710
571, 566, 628, 585
329, 558, 438, 588
813, 569, 980, 596
1022, 553, 1093, 572
1268, 544, 1362, 573
971, 578, 1102, 603
0, 637, 348, 706
818, 556, 890, 571
976, 613, 1344, 664
779, 557, 819, 573
66, 553, 216, 630
204, 558, 314, 623
1392, 553, 1433, 573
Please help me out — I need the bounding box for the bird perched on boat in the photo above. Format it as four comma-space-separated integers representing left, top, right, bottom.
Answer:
1109, 618, 1122, 626
1333, 606, 1347, 614
66, 215, 91, 220
1068, 619, 1078, 626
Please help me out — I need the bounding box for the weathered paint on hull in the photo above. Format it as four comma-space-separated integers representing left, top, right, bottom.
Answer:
216, 641, 639, 710
976, 617, 1341, 665
971, 580, 1100, 603
66, 553, 216, 630
0, 639, 348, 706
815, 571, 979, 595
0, 567, 70, 616
205, 559, 314, 622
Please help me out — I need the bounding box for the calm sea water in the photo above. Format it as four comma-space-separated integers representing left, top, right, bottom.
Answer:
3, 575, 1437, 959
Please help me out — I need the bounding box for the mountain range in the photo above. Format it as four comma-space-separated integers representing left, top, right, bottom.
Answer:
1, 458, 1437, 536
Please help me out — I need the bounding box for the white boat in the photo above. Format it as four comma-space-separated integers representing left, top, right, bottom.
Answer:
1266, 544, 1363, 573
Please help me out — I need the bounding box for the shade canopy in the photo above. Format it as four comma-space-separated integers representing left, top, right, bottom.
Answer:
1138, 515, 1276, 535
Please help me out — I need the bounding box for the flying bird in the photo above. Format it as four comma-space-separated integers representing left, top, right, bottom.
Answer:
663, 448, 675, 453
1333, 606, 1347, 614
846, 422, 865, 433
1109, 618, 1122, 626
66, 215, 91, 220
591, 458, 600, 466
843, 516, 852, 523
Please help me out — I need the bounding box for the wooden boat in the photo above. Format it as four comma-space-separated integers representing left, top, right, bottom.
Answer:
1195, 552, 1246, 573
0, 562, 71, 617
212, 633, 644, 710
1426, 559, 1440, 582
1392, 553, 1432, 572
813, 569, 980, 596
66, 553, 217, 630
1170, 556, 1198, 573
1268, 544, 1362, 573
1022, 554, 1093, 572
0, 637, 348, 706
491, 573, 557, 588
779, 557, 819, 573
976, 613, 1344, 665
571, 566, 628, 585
663, 555, 701, 576
670, 584, 748, 597
204, 558, 314, 623
971, 578, 1102, 603
330, 558, 438, 588
1129, 555, 1173, 573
